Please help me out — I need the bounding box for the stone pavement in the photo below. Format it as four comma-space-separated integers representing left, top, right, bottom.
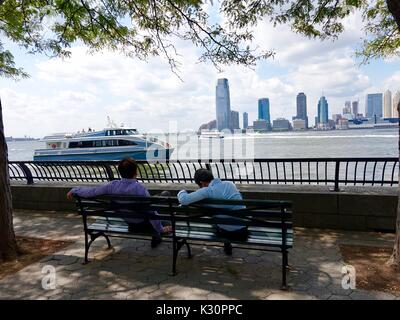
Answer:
0, 210, 398, 300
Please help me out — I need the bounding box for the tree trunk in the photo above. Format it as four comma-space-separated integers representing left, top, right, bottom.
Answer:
387, 99, 400, 267
0, 98, 18, 262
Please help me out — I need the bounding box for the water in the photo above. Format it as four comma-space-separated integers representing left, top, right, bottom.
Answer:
6, 128, 399, 161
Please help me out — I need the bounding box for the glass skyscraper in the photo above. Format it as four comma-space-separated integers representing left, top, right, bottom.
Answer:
296, 92, 308, 128
317, 96, 329, 124
230, 110, 240, 130
243, 112, 248, 129
258, 98, 270, 123
216, 78, 231, 131
365, 93, 383, 118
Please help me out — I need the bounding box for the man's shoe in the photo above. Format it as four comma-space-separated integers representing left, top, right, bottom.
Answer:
224, 242, 232, 255
151, 236, 162, 248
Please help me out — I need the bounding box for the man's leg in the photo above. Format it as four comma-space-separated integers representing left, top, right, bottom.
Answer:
217, 226, 248, 256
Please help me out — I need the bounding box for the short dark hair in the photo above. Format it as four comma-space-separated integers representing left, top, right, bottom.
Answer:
118, 158, 138, 178
194, 169, 214, 185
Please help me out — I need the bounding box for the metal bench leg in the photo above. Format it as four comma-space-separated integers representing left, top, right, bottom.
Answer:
83, 232, 90, 264
184, 240, 192, 258
103, 234, 112, 249
172, 241, 178, 276
281, 250, 288, 290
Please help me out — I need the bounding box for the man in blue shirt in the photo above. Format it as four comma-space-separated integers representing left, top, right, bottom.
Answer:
67, 158, 171, 247
177, 169, 247, 255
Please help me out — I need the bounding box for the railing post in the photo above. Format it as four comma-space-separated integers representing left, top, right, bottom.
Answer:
17, 162, 34, 185
103, 163, 115, 181
332, 160, 340, 192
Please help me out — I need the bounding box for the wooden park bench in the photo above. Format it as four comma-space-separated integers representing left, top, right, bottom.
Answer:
75, 195, 293, 289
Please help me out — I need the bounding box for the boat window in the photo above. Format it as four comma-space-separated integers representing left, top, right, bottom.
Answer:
69, 139, 136, 148
81, 141, 93, 148
118, 140, 138, 146
104, 140, 118, 147
69, 141, 81, 148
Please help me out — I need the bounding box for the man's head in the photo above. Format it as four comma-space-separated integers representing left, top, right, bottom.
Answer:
118, 158, 138, 179
194, 169, 214, 188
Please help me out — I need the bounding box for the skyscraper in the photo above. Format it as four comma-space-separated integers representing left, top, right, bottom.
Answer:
383, 90, 392, 118
343, 101, 352, 115
295, 92, 308, 128
243, 112, 249, 129
393, 90, 400, 118
230, 110, 240, 130
258, 98, 270, 123
352, 101, 359, 116
216, 78, 231, 131
365, 93, 383, 118
317, 96, 329, 124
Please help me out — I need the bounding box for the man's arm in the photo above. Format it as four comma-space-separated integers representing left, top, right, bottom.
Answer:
177, 188, 209, 205
67, 182, 112, 199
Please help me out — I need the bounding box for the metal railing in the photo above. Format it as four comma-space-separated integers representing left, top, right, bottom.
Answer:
8, 158, 399, 191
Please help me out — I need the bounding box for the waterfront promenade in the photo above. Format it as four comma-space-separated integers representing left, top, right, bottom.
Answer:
0, 209, 398, 300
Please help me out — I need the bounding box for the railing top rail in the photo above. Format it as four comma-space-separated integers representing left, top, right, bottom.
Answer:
8, 157, 399, 164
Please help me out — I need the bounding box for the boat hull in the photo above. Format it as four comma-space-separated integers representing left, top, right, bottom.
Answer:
33, 148, 174, 161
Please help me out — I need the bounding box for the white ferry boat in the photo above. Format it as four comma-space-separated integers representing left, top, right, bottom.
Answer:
33, 124, 173, 161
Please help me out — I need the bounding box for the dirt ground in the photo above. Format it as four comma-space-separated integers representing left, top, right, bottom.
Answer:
0, 236, 72, 281
340, 244, 400, 296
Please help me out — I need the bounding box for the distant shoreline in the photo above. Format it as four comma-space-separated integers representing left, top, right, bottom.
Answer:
5, 138, 39, 142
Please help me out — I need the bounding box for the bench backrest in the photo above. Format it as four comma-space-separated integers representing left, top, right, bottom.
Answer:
75, 195, 174, 221
75, 195, 292, 230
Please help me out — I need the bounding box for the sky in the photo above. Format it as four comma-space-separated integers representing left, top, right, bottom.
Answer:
1, 7, 400, 138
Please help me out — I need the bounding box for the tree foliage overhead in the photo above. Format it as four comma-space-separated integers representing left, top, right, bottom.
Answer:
0, 0, 399, 78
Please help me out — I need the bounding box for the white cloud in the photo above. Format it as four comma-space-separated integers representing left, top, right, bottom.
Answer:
1, 9, 398, 137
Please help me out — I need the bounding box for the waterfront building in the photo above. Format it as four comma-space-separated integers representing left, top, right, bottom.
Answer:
243, 112, 249, 129
332, 114, 342, 124
352, 101, 359, 116
292, 119, 307, 131
230, 110, 240, 130
383, 90, 392, 118
258, 98, 271, 123
216, 78, 231, 131
295, 92, 308, 128
393, 90, 400, 118
317, 96, 329, 124
336, 118, 349, 130
272, 118, 291, 131
253, 119, 271, 132
365, 93, 383, 118
343, 101, 352, 115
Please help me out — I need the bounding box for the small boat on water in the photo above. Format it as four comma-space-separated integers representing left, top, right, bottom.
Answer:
33, 124, 173, 161
198, 129, 224, 139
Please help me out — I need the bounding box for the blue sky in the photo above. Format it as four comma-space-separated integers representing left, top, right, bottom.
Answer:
1, 9, 400, 138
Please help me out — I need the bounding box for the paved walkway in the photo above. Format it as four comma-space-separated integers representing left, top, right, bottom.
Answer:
0, 210, 398, 300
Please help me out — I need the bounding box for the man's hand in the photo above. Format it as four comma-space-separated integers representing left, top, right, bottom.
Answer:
162, 225, 172, 234
66, 191, 74, 200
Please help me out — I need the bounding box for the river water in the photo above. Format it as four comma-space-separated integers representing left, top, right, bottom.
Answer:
6, 128, 399, 161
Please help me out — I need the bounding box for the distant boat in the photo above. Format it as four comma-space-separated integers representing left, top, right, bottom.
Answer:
198, 130, 224, 139
33, 126, 173, 161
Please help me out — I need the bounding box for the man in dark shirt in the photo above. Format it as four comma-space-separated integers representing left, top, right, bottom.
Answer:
67, 158, 171, 247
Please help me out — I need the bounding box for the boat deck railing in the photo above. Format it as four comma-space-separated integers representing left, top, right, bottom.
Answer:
8, 157, 399, 191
